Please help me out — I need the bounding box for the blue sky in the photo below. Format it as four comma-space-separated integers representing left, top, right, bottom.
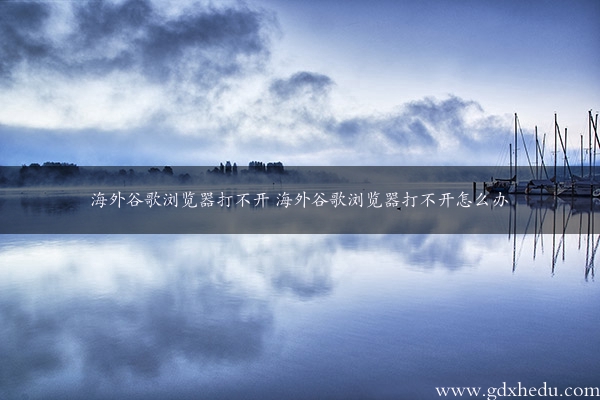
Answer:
0, 0, 598, 166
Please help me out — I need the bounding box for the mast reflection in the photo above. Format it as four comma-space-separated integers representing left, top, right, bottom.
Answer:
504, 192, 599, 278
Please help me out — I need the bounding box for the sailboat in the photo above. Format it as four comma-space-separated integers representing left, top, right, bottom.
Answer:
545, 111, 600, 196
486, 113, 532, 194
485, 175, 515, 194
565, 111, 600, 196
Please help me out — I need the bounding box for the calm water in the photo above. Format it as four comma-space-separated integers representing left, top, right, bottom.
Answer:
0, 233, 598, 399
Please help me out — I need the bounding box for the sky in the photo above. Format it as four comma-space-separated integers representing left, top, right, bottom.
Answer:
0, 0, 598, 166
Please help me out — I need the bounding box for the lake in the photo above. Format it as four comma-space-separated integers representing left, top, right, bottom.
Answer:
0, 232, 598, 399
1, 166, 599, 398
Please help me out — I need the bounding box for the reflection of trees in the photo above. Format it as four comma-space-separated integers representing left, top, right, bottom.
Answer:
20, 196, 80, 214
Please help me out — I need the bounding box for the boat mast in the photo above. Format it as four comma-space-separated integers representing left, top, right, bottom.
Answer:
594, 113, 598, 170
565, 126, 567, 178
514, 113, 518, 182
596, 112, 599, 179
535, 126, 539, 180
554, 113, 557, 188
590, 111, 598, 180
589, 110, 593, 178
591, 110, 599, 180
555, 115, 573, 181
509, 143, 512, 179
536, 132, 549, 180
581, 134, 584, 177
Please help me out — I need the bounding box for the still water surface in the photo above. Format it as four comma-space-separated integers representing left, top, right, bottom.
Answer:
0, 233, 598, 399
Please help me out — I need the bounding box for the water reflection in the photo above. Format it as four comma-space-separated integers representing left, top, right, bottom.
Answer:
0, 235, 344, 399
0, 234, 598, 399
19, 196, 80, 214
501, 194, 600, 277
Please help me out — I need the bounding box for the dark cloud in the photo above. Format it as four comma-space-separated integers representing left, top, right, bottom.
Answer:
328, 96, 507, 158
335, 119, 362, 138
0, 1, 52, 79
379, 115, 438, 148
269, 71, 334, 101
74, 0, 153, 45
0, 0, 272, 86
254, 84, 504, 164
402, 96, 484, 144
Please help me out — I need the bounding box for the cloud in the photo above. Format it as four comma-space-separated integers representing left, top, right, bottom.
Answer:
0, 1, 52, 80
269, 71, 334, 101
228, 90, 509, 165
0, 1, 512, 166
0, 0, 275, 132
70, 0, 269, 84
329, 96, 505, 157
0, 0, 271, 84
0, 94, 510, 166
319, 96, 507, 164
